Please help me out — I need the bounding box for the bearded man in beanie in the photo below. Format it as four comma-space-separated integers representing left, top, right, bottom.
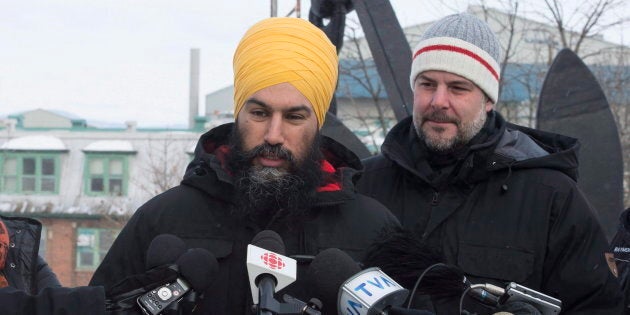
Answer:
357, 13, 623, 313
90, 17, 399, 315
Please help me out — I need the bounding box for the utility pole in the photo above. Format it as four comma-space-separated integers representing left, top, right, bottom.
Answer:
271, 0, 277, 17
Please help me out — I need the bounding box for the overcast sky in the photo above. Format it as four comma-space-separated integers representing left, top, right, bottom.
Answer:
1, 0, 627, 127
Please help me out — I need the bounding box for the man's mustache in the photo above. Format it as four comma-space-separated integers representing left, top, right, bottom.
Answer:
422, 110, 460, 125
243, 143, 294, 162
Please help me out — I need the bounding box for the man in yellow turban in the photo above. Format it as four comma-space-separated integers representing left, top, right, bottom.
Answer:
90, 17, 399, 315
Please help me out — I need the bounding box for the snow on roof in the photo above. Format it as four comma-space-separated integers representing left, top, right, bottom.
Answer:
83, 140, 135, 152
1, 135, 67, 151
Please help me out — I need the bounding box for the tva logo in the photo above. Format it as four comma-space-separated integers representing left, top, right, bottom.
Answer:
339, 268, 408, 315
353, 275, 397, 296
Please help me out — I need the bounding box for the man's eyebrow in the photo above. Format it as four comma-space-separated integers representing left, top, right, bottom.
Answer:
245, 98, 312, 114
447, 79, 475, 87
418, 75, 473, 87
245, 98, 269, 108
417, 74, 436, 83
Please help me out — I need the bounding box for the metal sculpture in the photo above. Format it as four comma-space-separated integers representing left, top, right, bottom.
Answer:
537, 48, 624, 240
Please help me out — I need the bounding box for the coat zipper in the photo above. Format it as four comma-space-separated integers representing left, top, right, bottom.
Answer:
431, 191, 440, 206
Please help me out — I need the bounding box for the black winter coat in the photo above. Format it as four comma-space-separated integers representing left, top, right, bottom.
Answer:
90, 123, 400, 315
356, 113, 623, 314
0, 215, 60, 294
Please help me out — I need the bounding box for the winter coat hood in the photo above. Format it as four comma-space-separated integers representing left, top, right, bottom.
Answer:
181, 123, 363, 205
380, 111, 580, 187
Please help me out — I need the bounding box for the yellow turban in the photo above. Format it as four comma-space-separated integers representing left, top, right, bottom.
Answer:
233, 17, 338, 129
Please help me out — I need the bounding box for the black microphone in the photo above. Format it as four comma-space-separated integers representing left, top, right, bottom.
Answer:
145, 234, 187, 270
305, 248, 361, 313
176, 248, 219, 293
306, 248, 409, 315
136, 241, 219, 315
363, 227, 467, 298
106, 234, 188, 313
363, 227, 500, 310
362, 228, 561, 314
247, 230, 297, 315
252, 230, 286, 253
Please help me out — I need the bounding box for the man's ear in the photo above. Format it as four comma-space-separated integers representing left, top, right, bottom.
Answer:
485, 95, 494, 112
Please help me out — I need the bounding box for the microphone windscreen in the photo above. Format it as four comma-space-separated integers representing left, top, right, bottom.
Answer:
176, 248, 219, 292
305, 248, 361, 313
251, 230, 285, 255
363, 227, 466, 297
145, 234, 187, 270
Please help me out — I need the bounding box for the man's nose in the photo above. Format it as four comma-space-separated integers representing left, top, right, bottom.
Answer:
430, 85, 449, 109
264, 115, 285, 145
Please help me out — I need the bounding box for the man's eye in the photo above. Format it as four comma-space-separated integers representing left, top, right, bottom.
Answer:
451, 86, 469, 92
251, 110, 267, 117
287, 114, 305, 120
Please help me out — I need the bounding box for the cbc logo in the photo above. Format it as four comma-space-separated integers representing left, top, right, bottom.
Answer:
261, 252, 285, 270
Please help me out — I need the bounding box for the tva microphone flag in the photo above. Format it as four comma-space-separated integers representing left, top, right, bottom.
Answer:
338, 267, 409, 315
246, 244, 297, 304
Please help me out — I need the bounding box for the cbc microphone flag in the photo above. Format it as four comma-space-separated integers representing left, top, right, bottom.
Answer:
246, 244, 297, 303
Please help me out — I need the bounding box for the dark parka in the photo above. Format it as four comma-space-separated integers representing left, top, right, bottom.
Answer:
90, 123, 400, 315
356, 113, 623, 314
0, 215, 60, 294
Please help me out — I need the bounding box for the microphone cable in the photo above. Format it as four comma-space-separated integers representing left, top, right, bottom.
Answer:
406, 263, 449, 309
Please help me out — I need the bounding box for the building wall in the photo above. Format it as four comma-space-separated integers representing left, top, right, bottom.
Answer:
21, 110, 73, 129
38, 217, 77, 285
0, 128, 201, 215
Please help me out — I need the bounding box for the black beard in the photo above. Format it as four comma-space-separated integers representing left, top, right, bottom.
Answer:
227, 126, 323, 228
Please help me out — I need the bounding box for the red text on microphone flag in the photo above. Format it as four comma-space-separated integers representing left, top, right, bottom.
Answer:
261, 252, 285, 270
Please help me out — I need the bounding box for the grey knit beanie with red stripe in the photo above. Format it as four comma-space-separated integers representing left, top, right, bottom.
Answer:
410, 13, 501, 103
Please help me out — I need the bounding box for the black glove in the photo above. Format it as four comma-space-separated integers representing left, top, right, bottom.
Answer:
105, 264, 179, 314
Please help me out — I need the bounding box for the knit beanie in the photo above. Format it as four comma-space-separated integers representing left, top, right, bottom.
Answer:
410, 13, 501, 103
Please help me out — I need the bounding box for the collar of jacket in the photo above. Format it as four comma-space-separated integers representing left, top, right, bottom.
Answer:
181, 123, 360, 206
380, 111, 581, 187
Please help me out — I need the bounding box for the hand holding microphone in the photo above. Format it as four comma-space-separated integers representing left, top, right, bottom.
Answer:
105, 234, 219, 315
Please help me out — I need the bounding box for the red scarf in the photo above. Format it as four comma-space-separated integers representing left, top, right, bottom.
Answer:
0, 220, 9, 288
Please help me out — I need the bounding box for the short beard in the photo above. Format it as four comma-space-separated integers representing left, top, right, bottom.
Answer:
227, 126, 323, 227
414, 100, 488, 152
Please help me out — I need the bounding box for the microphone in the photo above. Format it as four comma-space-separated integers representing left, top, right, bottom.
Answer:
176, 248, 219, 293
145, 234, 187, 270
136, 241, 219, 315
247, 231, 323, 315
363, 228, 562, 314
363, 227, 467, 298
306, 248, 409, 315
105, 234, 188, 312
246, 230, 297, 314
247, 230, 297, 314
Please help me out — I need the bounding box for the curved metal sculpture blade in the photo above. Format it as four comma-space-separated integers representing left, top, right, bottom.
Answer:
351, 0, 412, 121
537, 48, 624, 239
321, 112, 371, 159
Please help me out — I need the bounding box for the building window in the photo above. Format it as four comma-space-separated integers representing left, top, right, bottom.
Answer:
84, 155, 129, 196
0, 153, 60, 194
75, 228, 119, 270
